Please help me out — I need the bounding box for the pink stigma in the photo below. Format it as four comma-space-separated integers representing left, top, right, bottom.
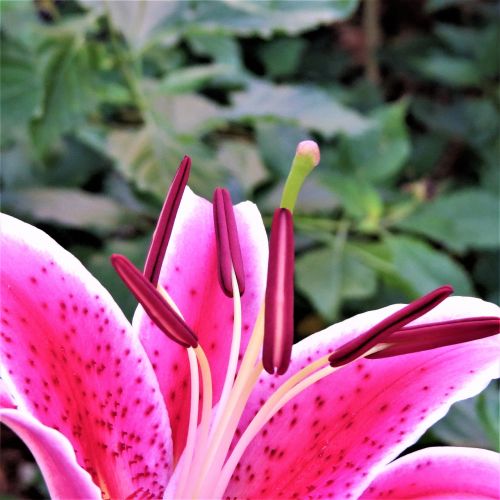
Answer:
263, 208, 295, 375
213, 188, 245, 297
296, 140, 320, 166
111, 254, 198, 348
329, 285, 454, 366
144, 156, 191, 287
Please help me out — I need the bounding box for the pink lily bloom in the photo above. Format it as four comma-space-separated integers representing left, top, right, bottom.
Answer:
1, 145, 500, 499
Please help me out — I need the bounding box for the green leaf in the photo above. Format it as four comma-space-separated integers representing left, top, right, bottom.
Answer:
425, 0, 470, 12
30, 38, 96, 155
1, 34, 43, 131
408, 134, 447, 176
216, 139, 269, 195
187, 32, 243, 69
2, 188, 140, 232
257, 38, 306, 78
296, 238, 377, 321
80, 0, 182, 50
256, 122, 308, 177
226, 80, 369, 138
187, 0, 359, 38
1, 137, 109, 190
412, 98, 498, 150
106, 124, 222, 199
321, 172, 383, 229
430, 382, 499, 451
411, 52, 480, 87
146, 86, 223, 134
434, 24, 478, 56
339, 101, 411, 181
385, 235, 474, 296
159, 64, 234, 94
396, 190, 499, 253
473, 251, 499, 304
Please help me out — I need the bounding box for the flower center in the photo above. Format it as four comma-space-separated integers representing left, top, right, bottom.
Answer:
111, 146, 499, 499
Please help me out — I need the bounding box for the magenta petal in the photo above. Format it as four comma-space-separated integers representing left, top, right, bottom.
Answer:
144, 156, 191, 286
0, 214, 173, 498
360, 447, 500, 498
0, 379, 16, 409
134, 187, 268, 461
263, 208, 295, 375
225, 297, 500, 499
1, 409, 101, 499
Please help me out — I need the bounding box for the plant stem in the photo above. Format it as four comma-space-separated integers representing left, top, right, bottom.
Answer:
363, 0, 381, 85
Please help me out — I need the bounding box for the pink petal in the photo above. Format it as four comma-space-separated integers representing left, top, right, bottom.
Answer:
360, 447, 500, 498
0, 378, 16, 409
135, 187, 268, 461
225, 297, 500, 499
1, 409, 101, 499
0, 214, 173, 499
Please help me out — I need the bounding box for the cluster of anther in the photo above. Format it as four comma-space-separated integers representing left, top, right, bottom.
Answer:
111, 146, 499, 498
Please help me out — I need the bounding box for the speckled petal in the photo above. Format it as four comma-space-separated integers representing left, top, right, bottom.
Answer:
360, 447, 500, 498
1, 409, 101, 499
0, 214, 173, 499
225, 297, 500, 499
134, 187, 268, 461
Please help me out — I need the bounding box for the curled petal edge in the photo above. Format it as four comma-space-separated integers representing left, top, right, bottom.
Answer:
360, 446, 500, 498
1, 409, 101, 499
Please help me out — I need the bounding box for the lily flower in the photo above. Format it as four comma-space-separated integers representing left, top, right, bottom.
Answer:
1, 142, 499, 499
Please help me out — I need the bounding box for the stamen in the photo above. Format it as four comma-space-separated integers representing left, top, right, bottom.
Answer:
111, 254, 197, 347
191, 271, 243, 496
329, 285, 453, 367
264, 208, 295, 375
213, 188, 245, 296
157, 285, 213, 499
144, 156, 191, 286
367, 316, 500, 358
192, 307, 264, 498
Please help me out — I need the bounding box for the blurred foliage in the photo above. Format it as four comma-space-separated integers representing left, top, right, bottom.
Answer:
0, 0, 499, 495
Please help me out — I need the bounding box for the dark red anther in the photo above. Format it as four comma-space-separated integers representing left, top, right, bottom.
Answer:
263, 208, 295, 375
112, 254, 197, 348
144, 156, 191, 287
213, 188, 245, 297
366, 316, 500, 359
329, 285, 453, 367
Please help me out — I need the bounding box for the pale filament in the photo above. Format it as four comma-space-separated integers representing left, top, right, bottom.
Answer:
175, 345, 199, 497
157, 286, 213, 498
210, 269, 242, 435
189, 270, 246, 497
